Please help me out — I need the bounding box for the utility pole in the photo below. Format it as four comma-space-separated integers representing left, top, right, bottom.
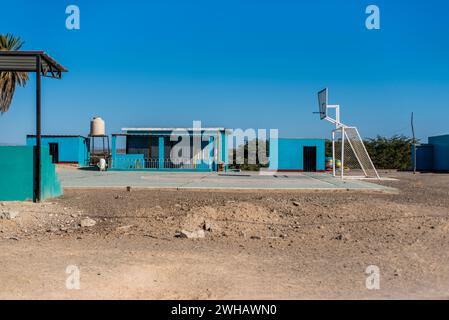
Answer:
411, 112, 416, 174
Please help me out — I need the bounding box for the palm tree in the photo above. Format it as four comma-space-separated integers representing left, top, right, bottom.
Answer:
0, 34, 29, 113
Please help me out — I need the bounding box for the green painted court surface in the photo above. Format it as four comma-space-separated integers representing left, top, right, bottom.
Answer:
58, 169, 393, 192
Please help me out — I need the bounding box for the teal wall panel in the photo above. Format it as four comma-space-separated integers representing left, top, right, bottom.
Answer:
412, 144, 434, 171
0, 146, 34, 201
428, 135, 449, 171
0, 146, 63, 201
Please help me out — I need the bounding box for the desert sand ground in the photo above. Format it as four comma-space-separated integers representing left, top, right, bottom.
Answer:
1, 171, 449, 299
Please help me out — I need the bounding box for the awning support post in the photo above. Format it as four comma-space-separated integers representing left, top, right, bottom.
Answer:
35, 55, 41, 202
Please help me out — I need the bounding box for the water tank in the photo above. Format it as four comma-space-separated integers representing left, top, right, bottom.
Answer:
90, 117, 105, 136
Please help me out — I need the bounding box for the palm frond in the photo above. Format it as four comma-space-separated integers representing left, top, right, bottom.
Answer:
0, 33, 25, 51
0, 33, 29, 113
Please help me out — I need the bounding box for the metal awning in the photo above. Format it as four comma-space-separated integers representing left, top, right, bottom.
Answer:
0, 50, 67, 202
0, 51, 68, 78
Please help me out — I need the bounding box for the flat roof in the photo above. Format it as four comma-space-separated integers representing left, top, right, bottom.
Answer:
429, 134, 449, 139
27, 134, 87, 139
122, 127, 227, 132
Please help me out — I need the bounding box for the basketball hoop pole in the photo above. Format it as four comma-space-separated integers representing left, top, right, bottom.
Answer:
318, 88, 380, 180
325, 104, 344, 178
341, 127, 345, 179
324, 104, 344, 129
332, 130, 336, 177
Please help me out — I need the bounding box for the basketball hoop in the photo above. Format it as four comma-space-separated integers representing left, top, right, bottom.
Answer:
317, 88, 380, 180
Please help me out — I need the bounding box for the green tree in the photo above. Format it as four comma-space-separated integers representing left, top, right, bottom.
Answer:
326, 135, 414, 170
364, 135, 414, 170
0, 34, 29, 113
229, 139, 270, 171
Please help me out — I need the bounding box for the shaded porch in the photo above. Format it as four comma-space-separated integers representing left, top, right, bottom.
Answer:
110, 130, 227, 171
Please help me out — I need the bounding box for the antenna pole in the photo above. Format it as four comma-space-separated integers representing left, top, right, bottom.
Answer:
411, 112, 416, 174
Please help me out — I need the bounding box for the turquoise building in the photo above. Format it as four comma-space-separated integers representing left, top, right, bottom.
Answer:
269, 138, 326, 172
111, 128, 229, 171
26, 135, 90, 167
414, 134, 449, 171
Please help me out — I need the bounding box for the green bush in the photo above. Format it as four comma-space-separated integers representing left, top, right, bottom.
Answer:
365, 135, 414, 170
326, 135, 414, 170
228, 139, 269, 171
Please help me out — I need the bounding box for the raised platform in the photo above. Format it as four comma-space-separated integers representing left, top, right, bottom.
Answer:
57, 168, 394, 192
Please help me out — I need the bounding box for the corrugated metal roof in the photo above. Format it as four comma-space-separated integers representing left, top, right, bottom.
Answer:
0, 55, 36, 71
0, 51, 68, 78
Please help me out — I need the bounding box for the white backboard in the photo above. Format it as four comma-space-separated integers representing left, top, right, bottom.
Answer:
318, 88, 328, 120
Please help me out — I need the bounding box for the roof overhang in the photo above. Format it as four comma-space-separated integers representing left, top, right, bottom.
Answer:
122, 127, 227, 132
26, 134, 88, 139
0, 51, 68, 79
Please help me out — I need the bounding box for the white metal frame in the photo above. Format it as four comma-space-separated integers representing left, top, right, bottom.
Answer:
322, 94, 380, 180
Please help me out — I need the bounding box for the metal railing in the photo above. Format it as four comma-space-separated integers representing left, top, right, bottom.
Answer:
111, 157, 212, 170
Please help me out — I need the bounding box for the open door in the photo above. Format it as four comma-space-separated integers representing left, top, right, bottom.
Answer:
48, 143, 59, 164
303, 146, 317, 172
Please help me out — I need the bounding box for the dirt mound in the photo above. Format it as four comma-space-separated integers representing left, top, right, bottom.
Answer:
180, 202, 282, 238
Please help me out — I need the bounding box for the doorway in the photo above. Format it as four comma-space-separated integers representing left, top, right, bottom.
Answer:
303, 146, 317, 172
48, 143, 59, 164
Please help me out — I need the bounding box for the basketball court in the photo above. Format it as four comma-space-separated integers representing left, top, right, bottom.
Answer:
57, 168, 394, 192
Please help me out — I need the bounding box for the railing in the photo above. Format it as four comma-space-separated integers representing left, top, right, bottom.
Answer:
111, 156, 212, 170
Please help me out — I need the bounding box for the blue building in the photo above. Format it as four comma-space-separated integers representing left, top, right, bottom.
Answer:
414, 134, 449, 171
26, 135, 90, 167
269, 138, 325, 172
110, 128, 229, 171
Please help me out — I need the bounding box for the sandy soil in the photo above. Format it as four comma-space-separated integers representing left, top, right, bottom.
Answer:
1, 171, 449, 299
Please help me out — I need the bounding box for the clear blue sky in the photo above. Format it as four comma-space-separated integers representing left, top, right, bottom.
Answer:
1, 0, 448, 144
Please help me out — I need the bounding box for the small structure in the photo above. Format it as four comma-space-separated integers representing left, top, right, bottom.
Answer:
26, 135, 90, 166
110, 127, 229, 171
413, 134, 449, 171
0, 51, 68, 202
269, 138, 325, 172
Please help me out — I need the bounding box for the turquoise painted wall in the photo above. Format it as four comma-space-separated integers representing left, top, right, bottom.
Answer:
26, 136, 89, 166
428, 135, 449, 171
113, 154, 145, 169
0, 146, 63, 201
412, 144, 434, 171
269, 138, 325, 171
